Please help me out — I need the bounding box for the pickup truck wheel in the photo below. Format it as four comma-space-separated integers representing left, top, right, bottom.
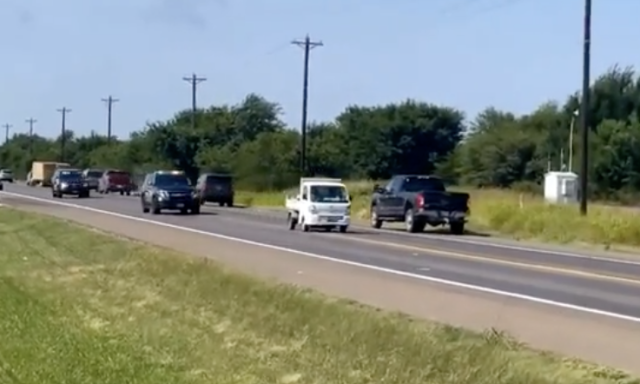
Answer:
404, 209, 424, 233
450, 222, 465, 235
338, 226, 348, 233
370, 208, 383, 229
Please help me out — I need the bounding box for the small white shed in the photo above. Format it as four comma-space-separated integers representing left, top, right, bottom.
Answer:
544, 171, 579, 204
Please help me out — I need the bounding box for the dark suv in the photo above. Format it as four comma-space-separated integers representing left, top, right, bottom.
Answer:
51, 169, 90, 198
140, 171, 200, 215
195, 173, 234, 207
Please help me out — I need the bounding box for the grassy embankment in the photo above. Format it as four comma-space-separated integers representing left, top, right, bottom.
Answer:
0, 208, 635, 383
235, 181, 640, 248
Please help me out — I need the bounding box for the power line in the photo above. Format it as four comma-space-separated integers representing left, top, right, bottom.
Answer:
579, 0, 591, 216
101, 95, 119, 143
56, 107, 71, 163
291, 35, 323, 177
182, 73, 206, 129
26, 118, 36, 158
2, 123, 12, 144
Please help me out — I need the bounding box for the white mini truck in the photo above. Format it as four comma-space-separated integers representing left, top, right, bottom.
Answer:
285, 178, 351, 233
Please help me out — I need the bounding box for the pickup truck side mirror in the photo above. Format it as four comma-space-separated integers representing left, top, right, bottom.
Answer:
302, 194, 307, 200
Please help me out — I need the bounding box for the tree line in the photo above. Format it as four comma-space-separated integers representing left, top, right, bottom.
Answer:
2, 65, 640, 200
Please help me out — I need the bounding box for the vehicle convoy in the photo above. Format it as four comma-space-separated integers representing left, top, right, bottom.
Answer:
51, 168, 90, 198
81, 168, 103, 191
0, 169, 13, 182
29, 161, 70, 186
285, 178, 351, 233
369, 175, 470, 234
195, 173, 234, 207
98, 169, 133, 195
140, 170, 200, 215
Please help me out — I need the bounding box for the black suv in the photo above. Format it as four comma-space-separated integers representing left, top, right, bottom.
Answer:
140, 171, 200, 214
195, 173, 234, 207
52, 168, 90, 198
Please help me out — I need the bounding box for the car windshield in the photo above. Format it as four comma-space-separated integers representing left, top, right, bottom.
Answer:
402, 177, 445, 192
156, 174, 189, 187
309, 185, 348, 203
87, 170, 103, 178
59, 171, 82, 179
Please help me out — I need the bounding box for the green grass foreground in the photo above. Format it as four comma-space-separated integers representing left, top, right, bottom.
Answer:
0, 208, 635, 384
235, 181, 640, 248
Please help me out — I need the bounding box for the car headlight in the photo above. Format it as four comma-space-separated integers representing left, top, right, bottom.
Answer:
158, 190, 169, 199
309, 205, 318, 214
345, 205, 351, 215
61, 182, 68, 188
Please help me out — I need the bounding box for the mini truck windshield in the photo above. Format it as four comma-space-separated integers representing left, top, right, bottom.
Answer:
155, 174, 190, 187
310, 185, 348, 203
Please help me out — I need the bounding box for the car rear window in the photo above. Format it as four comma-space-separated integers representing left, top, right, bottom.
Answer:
206, 175, 232, 185
107, 171, 130, 177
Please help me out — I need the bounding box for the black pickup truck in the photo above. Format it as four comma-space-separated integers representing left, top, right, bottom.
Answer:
370, 175, 470, 234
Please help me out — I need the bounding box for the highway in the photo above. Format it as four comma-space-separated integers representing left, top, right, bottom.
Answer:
3, 183, 640, 321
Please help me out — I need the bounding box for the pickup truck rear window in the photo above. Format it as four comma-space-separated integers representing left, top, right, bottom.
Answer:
403, 177, 445, 192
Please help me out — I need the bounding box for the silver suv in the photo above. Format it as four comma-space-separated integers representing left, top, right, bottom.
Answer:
0, 169, 13, 182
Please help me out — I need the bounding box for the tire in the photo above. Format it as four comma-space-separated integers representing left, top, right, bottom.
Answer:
191, 205, 200, 214
338, 226, 348, 233
180, 208, 188, 214
151, 199, 161, 215
142, 201, 149, 213
226, 199, 234, 207
126, 191, 131, 196
404, 208, 425, 233
450, 221, 465, 235
370, 206, 383, 229
287, 212, 298, 230
119, 191, 124, 196
218, 201, 224, 207
299, 217, 309, 232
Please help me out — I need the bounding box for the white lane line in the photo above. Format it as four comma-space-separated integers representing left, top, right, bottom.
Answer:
3, 190, 640, 324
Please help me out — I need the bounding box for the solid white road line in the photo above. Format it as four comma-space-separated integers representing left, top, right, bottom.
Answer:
2, 190, 640, 324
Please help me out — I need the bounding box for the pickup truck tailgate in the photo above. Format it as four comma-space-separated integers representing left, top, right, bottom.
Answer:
421, 191, 469, 212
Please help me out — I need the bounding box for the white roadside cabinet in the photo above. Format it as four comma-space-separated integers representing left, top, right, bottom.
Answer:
544, 171, 579, 204
285, 178, 351, 233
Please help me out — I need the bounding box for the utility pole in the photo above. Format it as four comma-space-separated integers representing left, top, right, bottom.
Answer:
2, 124, 11, 144
56, 107, 71, 163
26, 118, 36, 158
182, 73, 206, 129
579, 0, 591, 215
292, 35, 323, 176
101, 95, 119, 143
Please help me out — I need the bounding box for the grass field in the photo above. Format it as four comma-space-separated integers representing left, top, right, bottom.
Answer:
235, 181, 640, 248
0, 208, 637, 384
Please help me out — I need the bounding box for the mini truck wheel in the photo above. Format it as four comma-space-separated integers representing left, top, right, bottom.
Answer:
287, 212, 298, 230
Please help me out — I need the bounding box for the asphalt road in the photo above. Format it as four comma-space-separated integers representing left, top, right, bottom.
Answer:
4, 183, 640, 320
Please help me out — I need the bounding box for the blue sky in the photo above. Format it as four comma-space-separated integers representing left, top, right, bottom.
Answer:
1, 0, 636, 139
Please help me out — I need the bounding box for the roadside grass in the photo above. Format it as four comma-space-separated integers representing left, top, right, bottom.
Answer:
0, 208, 637, 384
235, 181, 640, 248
